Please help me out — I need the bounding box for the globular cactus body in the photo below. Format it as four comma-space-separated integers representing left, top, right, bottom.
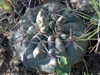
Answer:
13, 2, 88, 73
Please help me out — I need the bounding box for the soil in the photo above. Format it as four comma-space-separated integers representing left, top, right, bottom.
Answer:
0, 0, 100, 75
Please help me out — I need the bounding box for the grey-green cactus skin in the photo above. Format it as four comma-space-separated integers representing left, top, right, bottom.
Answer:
13, 1, 88, 73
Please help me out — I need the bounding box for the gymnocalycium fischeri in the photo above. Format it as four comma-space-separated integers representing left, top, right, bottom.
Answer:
13, 1, 88, 73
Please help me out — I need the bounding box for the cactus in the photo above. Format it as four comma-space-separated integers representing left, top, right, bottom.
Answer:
13, 1, 88, 73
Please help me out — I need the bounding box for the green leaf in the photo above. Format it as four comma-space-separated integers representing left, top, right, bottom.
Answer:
55, 65, 63, 75
55, 65, 63, 71
62, 73, 69, 75
60, 56, 67, 66
62, 66, 71, 74
55, 69, 62, 75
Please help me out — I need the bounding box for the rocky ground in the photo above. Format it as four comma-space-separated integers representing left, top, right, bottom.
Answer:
0, 0, 100, 75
